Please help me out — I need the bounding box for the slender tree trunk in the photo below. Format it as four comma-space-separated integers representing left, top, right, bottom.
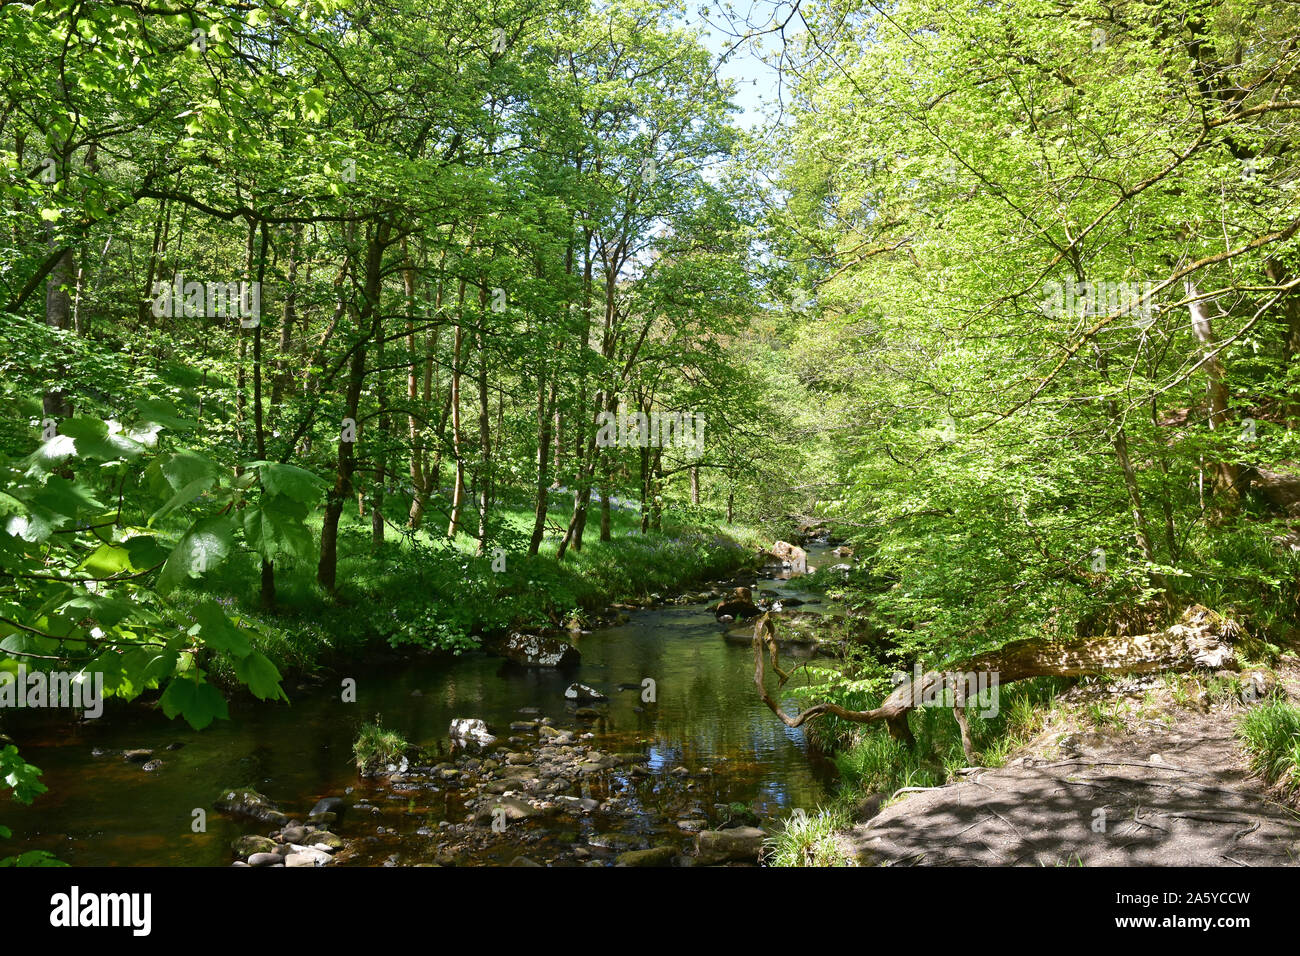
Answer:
1186, 278, 1241, 505
42, 240, 75, 419
1264, 258, 1300, 425
318, 223, 388, 592
447, 280, 467, 539
251, 221, 275, 608
528, 368, 556, 556
270, 222, 301, 415
475, 282, 492, 555
651, 447, 663, 531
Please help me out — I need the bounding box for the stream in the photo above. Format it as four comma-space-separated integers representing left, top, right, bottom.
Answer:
0, 545, 840, 866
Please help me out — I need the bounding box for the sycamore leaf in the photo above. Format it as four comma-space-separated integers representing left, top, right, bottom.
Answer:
232, 650, 287, 701
159, 677, 229, 730
156, 515, 234, 595
191, 601, 252, 658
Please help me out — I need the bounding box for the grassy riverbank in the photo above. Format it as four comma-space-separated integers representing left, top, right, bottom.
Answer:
178, 500, 768, 684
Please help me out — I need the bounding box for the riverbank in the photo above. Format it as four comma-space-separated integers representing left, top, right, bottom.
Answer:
767, 657, 1300, 866
179, 502, 774, 688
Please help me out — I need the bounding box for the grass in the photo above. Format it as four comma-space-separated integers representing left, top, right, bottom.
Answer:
353, 718, 410, 774
765, 803, 853, 867
1236, 700, 1300, 797
830, 677, 1065, 799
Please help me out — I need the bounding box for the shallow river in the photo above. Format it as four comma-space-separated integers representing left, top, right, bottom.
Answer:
1, 548, 839, 866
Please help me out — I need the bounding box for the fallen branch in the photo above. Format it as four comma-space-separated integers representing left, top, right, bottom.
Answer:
753, 605, 1240, 752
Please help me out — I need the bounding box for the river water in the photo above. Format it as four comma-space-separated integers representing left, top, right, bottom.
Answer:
1, 548, 839, 865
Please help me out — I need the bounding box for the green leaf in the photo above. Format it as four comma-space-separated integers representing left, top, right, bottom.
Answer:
232, 650, 287, 701
159, 678, 229, 730
242, 495, 313, 562
59, 416, 145, 461
30, 476, 102, 523
156, 515, 234, 595
158, 450, 221, 493
134, 398, 194, 431
123, 534, 170, 570
191, 601, 252, 658
149, 475, 215, 525
256, 462, 326, 505
79, 543, 133, 577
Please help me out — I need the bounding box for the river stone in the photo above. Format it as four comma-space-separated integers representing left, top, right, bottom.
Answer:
714, 587, 760, 620
564, 682, 606, 702
473, 796, 539, 823
510, 856, 543, 866
308, 811, 337, 825
309, 796, 346, 818
122, 749, 153, 763
216, 787, 287, 824
304, 830, 344, 850
247, 852, 280, 867
140, 759, 164, 772
500, 765, 540, 781
449, 717, 496, 747
232, 834, 277, 856
505, 752, 534, 765
280, 825, 307, 844
284, 847, 333, 867
617, 846, 677, 867
488, 631, 581, 668
695, 827, 766, 864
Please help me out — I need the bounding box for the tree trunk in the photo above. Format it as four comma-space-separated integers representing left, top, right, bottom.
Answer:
1187, 279, 1241, 505
270, 222, 301, 415
475, 283, 492, 556
447, 280, 467, 540
528, 371, 556, 556
318, 223, 388, 591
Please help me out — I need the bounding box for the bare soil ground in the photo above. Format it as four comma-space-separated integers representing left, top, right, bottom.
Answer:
837, 662, 1300, 867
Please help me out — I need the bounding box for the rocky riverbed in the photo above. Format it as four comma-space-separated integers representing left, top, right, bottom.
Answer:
221, 713, 772, 867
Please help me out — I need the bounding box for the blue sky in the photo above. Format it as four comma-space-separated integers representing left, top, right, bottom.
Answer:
681, 1, 792, 129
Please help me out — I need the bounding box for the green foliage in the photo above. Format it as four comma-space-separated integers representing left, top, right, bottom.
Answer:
766, 804, 852, 868
1237, 701, 1300, 796
0, 395, 294, 732
353, 718, 410, 775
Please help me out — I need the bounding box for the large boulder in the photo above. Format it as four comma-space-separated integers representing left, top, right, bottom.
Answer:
284, 846, 333, 867
714, 587, 760, 621
473, 795, 541, 824
309, 796, 346, 819
449, 718, 497, 747
1255, 465, 1300, 517
770, 541, 808, 573
487, 631, 581, 668
695, 827, 766, 864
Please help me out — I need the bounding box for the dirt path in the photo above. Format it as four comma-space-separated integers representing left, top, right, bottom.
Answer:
838, 697, 1300, 867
